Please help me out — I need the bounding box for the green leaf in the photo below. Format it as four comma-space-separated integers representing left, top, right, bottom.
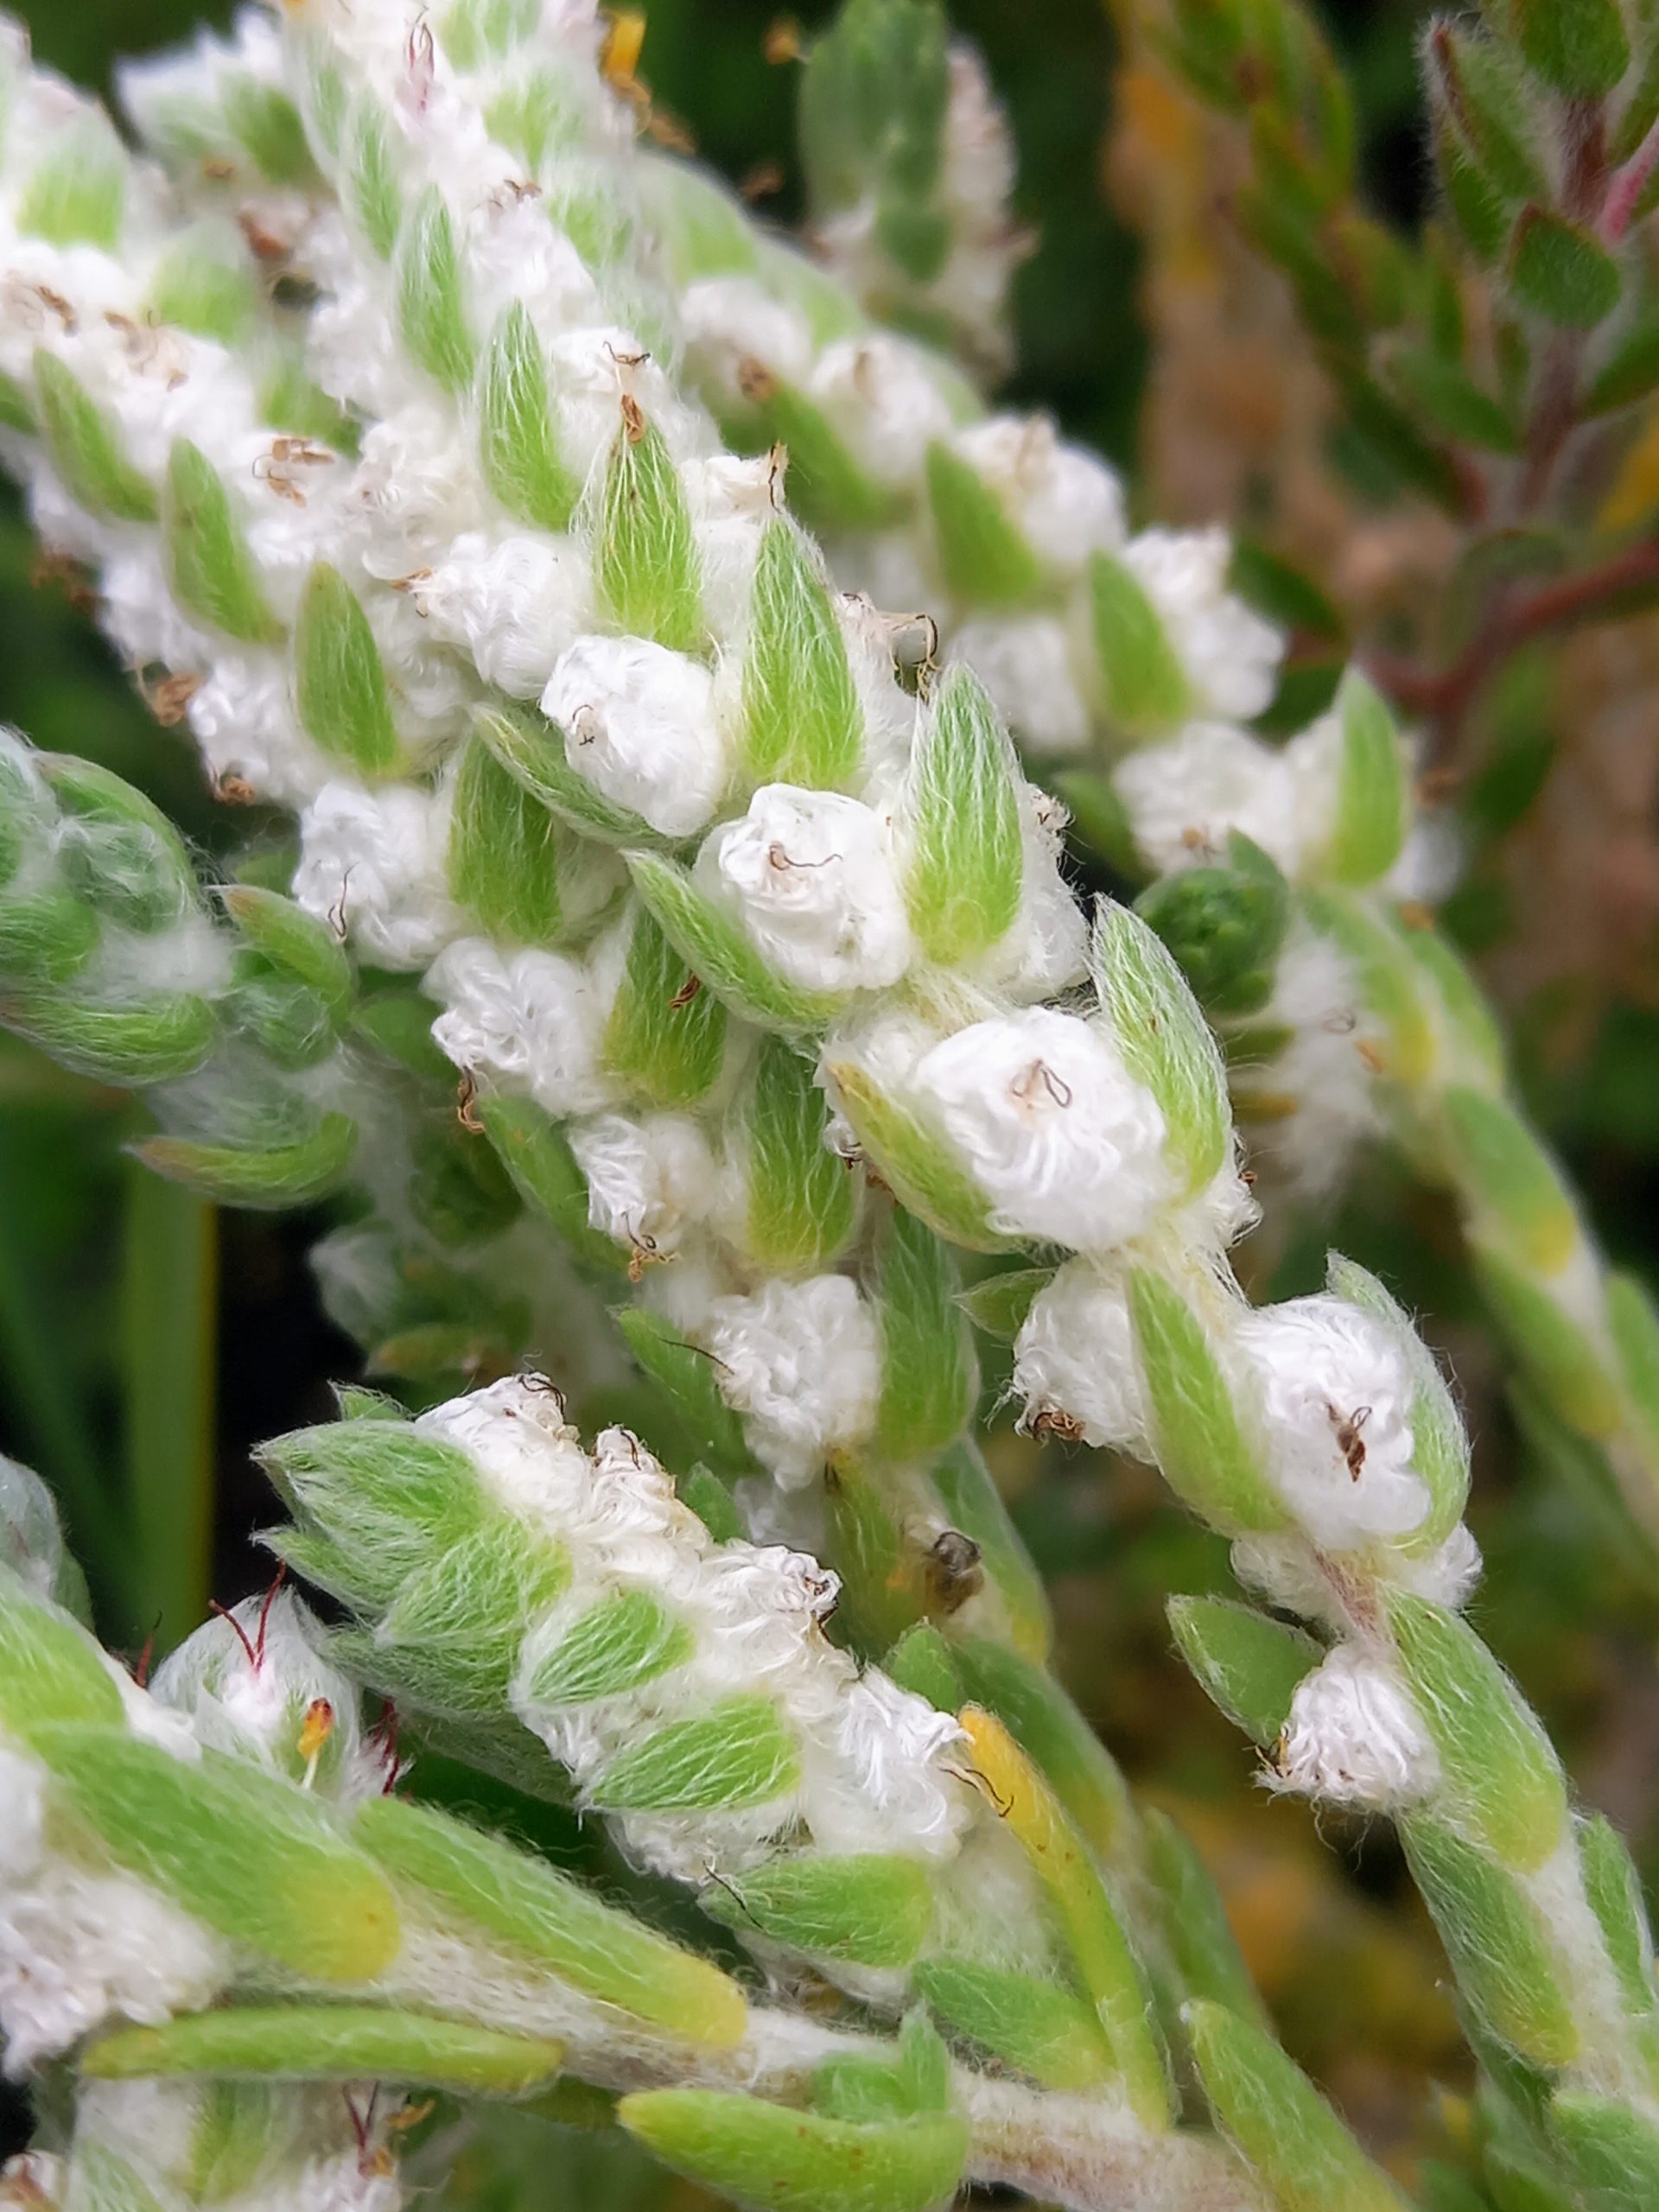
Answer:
923, 441, 1042, 604
615, 1307, 757, 1473
1440, 1086, 1580, 1273
1550, 2092, 1659, 2207
1091, 900, 1228, 1195
1606, 1271, 1659, 1455
1052, 768, 1146, 881
881, 1623, 963, 1713
1300, 888, 1435, 1085
474, 1095, 631, 1276
295, 563, 401, 775
1429, 28, 1547, 203
948, 1634, 1132, 1861
813, 2013, 951, 2125
1, 991, 216, 1084
397, 187, 474, 391
223, 78, 316, 184
522, 1588, 693, 1707
903, 664, 1024, 969
355, 1792, 747, 2044
742, 1033, 858, 1273
150, 242, 256, 346
1229, 539, 1345, 642
1129, 1268, 1288, 1534
0, 1576, 126, 1743
1586, 315, 1659, 416
702, 1854, 935, 1970
872, 1205, 977, 1460
620, 2091, 968, 2212
1384, 1592, 1567, 1870
1087, 552, 1192, 735
931, 1442, 1052, 1663
134, 1115, 359, 1210
476, 702, 668, 849
1472, 1246, 1623, 1440
627, 851, 847, 1034
1142, 1808, 1270, 2027
1399, 1814, 1580, 2068
347, 97, 403, 259
589, 1693, 800, 1812
1185, 1999, 1410, 2212
957, 1266, 1053, 1344
0, 892, 99, 985
448, 734, 564, 944
1401, 924, 1506, 1090
1167, 1595, 1321, 1746
741, 519, 862, 788
819, 1058, 1001, 1251
1326, 671, 1409, 885
163, 440, 285, 645
1512, 0, 1630, 96
18, 126, 124, 248
1510, 207, 1622, 329
598, 412, 703, 652
37, 1726, 403, 1981
730, 377, 903, 535
220, 887, 353, 1022
914, 1959, 1114, 2092
82, 2006, 563, 2096
1388, 348, 1519, 453
603, 905, 730, 1109
1575, 1811, 1657, 2017
477, 302, 578, 531
33, 351, 157, 523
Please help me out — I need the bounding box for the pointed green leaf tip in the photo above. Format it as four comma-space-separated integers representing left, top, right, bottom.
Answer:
164, 441, 285, 645
1091, 899, 1229, 1196
295, 563, 400, 774
82, 2007, 563, 2097
903, 664, 1023, 968
742, 518, 862, 787
134, 1114, 359, 1210
397, 187, 474, 391
923, 441, 1041, 604
702, 1854, 934, 1970
1088, 552, 1190, 735
1184, 2000, 1410, 2212
599, 410, 703, 652
626, 851, 845, 1034
522, 1587, 693, 1707
742, 1033, 858, 1274
448, 735, 564, 944
603, 906, 729, 1109
1167, 1595, 1320, 1747
478, 302, 578, 531
620, 2090, 968, 2212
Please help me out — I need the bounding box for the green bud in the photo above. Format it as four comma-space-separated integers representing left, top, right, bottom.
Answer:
448, 734, 565, 944
1088, 551, 1192, 737
1550, 2092, 1659, 2206
903, 665, 1024, 969
223, 77, 316, 184
819, 1056, 1000, 1251
603, 905, 729, 1109
957, 1265, 1053, 1344
1473, 1247, 1623, 1440
45, 753, 199, 937
932, 1443, 1052, 1663
0, 1573, 125, 1742
164, 439, 285, 645
0, 891, 99, 985
1128, 1268, 1290, 1535
923, 441, 1042, 604
397, 187, 474, 391
948, 1633, 1130, 1859
813, 2013, 952, 2124
1442, 1086, 1580, 1274
18, 123, 124, 249
478, 302, 579, 531
1166, 1595, 1321, 1747
1510, 208, 1622, 330
1142, 1808, 1270, 2028
616, 1307, 758, 1474
1399, 1814, 1580, 2068
1575, 1811, 1657, 2018
1511, 0, 1630, 97
702, 1853, 935, 1970
590, 1693, 800, 1812
474, 1094, 631, 1276
2, 990, 217, 1084
475, 702, 668, 849
1135, 834, 1290, 1019
620, 2090, 968, 2212
1325, 672, 1409, 884
522, 1588, 694, 1707
597, 410, 703, 652
1091, 900, 1229, 1196
741, 1033, 857, 1272
82, 2005, 563, 2096
1385, 1592, 1567, 1871
33, 351, 157, 523
347, 96, 403, 258
872, 1205, 978, 1460
915, 1959, 1115, 2092
355, 1792, 748, 2045
35, 1725, 403, 1981
221, 887, 353, 1022
295, 563, 401, 775
730, 375, 903, 536
627, 851, 847, 1033
134, 1114, 359, 1210
1185, 1999, 1411, 2212
741, 518, 862, 788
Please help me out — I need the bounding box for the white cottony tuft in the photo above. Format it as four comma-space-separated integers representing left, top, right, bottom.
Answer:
424, 933, 620, 1117
701, 785, 913, 995
808, 335, 957, 488
543, 635, 728, 839
568, 1112, 715, 1262
293, 780, 465, 969
949, 416, 1126, 581
949, 614, 1091, 758
1014, 1260, 1151, 1455
1270, 1645, 1440, 1811
415, 530, 594, 699
1117, 529, 1284, 724
702, 1274, 882, 1487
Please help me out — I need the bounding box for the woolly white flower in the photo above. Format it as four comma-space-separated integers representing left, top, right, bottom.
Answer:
990, 783, 1089, 1000
909, 1007, 1175, 1250
950, 614, 1091, 757
568, 1112, 715, 1262
678, 276, 814, 404
1117, 528, 1283, 722
807, 334, 956, 488
948, 417, 1124, 581
1271, 1645, 1439, 1811
810, 1671, 967, 1858
416, 529, 594, 698
353, 401, 493, 574
1014, 1260, 1150, 1454
424, 936, 617, 1116
185, 652, 332, 805
704, 1275, 881, 1486
683, 451, 778, 640
701, 785, 912, 995
293, 779, 464, 969
464, 192, 602, 351
1234, 1294, 1429, 1550
1232, 923, 1386, 1198
543, 635, 728, 838
1113, 722, 1300, 877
